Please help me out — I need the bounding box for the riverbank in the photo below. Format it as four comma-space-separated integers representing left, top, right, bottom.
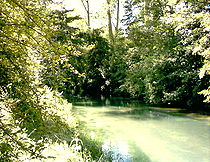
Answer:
148, 107, 210, 121
72, 96, 210, 121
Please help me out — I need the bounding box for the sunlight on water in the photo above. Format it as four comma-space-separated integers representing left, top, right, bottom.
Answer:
73, 100, 210, 162
102, 140, 132, 162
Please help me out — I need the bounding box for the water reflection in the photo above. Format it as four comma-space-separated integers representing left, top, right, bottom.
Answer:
73, 97, 145, 107
73, 98, 210, 162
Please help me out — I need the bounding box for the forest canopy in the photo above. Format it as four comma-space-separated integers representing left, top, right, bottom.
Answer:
0, 0, 209, 161
49, 0, 209, 108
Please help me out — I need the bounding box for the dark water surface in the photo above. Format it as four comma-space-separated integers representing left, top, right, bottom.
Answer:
73, 98, 210, 162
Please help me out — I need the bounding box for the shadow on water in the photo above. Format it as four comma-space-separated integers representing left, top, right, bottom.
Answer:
102, 107, 172, 121
128, 142, 152, 162
73, 96, 146, 107
73, 97, 210, 122
75, 109, 152, 161
74, 101, 179, 122
73, 97, 210, 162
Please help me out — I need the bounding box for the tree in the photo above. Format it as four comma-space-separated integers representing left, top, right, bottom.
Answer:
41, 8, 82, 96
107, 0, 114, 43
81, 0, 91, 27
0, 0, 82, 160
116, 0, 120, 32
73, 30, 112, 97
0, 0, 54, 160
120, 0, 209, 108
169, 0, 210, 104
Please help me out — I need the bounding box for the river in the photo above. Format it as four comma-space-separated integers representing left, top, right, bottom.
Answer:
73, 98, 210, 162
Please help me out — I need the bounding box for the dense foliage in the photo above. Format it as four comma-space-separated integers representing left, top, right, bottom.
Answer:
0, 0, 209, 161
41, 0, 209, 109
52, 0, 209, 109
0, 0, 101, 161
119, 0, 209, 109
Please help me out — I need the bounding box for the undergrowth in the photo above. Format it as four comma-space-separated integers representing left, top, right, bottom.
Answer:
0, 86, 104, 161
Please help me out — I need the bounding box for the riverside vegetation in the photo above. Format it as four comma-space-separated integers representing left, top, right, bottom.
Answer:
0, 0, 209, 161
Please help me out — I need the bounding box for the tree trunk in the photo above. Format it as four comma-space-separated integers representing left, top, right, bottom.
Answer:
81, 0, 90, 27
107, 0, 114, 43
86, 0, 90, 27
115, 0, 120, 33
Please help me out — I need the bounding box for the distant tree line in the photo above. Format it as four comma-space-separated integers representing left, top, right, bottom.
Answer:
49, 0, 209, 111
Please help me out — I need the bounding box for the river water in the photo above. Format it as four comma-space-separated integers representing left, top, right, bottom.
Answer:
73, 98, 210, 162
